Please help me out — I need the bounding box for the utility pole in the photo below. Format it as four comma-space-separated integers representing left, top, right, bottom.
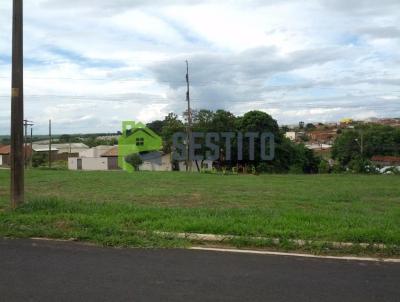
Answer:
355, 129, 364, 157
185, 60, 193, 172
10, 0, 24, 208
49, 120, 52, 168
23, 119, 33, 168
360, 130, 364, 157
30, 127, 33, 168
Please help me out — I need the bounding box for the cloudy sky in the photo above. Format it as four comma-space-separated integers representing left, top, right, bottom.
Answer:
1, 0, 400, 134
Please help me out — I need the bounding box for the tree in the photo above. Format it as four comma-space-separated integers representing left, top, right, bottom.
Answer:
59, 134, 71, 143
161, 113, 185, 153
332, 124, 400, 168
212, 110, 237, 132
305, 123, 316, 131
32, 153, 46, 167
147, 120, 164, 136
125, 153, 143, 171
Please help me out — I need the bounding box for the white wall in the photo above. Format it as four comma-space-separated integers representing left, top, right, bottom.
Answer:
0, 155, 3, 166
82, 158, 108, 171
68, 158, 78, 170
285, 132, 296, 141
68, 157, 108, 171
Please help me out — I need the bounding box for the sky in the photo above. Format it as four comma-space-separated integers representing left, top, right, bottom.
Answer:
0, 0, 400, 134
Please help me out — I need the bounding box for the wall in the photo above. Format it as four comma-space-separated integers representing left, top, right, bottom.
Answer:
68, 158, 78, 170
82, 158, 108, 171
68, 157, 109, 171
79, 146, 114, 158
0, 155, 2, 166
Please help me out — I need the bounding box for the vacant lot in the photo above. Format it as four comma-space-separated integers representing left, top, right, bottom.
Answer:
0, 170, 399, 254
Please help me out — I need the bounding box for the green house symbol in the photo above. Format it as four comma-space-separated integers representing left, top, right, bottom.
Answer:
118, 121, 162, 172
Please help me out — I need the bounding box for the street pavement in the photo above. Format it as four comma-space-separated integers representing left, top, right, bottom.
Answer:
0, 238, 399, 302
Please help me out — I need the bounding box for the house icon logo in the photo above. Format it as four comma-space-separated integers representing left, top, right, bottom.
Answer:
118, 121, 162, 172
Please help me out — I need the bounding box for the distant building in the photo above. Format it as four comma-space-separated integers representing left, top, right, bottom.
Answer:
285, 131, 297, 141
307, 130, 337, 144
284, 131, 305, 141
0, 145, 32, 167
371, 155, 400, 167
32, 143, 89, 154
79, 145, 115, 158
340, 118, 353, 125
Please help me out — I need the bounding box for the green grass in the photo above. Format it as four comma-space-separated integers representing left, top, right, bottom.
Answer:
0, 170, 399, 255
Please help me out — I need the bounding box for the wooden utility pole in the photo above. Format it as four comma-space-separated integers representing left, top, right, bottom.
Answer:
48, 119, 52, 168
10, 0, 24, 208
30, 127, 33, 168
185, 60, 193, 172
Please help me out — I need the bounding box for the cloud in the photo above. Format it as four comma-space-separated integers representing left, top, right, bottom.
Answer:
356, 26, 400, 40
0, 0, 399, 133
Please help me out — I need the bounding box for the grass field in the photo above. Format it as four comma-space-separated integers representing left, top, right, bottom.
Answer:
0, 170, 399, 255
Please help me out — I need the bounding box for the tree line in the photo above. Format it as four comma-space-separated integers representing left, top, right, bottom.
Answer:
147, 109, 320, 173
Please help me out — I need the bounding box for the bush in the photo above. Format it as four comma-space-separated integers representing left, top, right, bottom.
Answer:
125, 153, 143, 171
348, 157, 378, 174
32, 153, 47, 167
318, 160, 330, 173
288, 164, 303, 174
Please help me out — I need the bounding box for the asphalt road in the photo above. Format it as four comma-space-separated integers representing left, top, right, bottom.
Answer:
0, 239, 399, 302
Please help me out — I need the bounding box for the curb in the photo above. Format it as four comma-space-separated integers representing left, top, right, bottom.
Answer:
153, 231, 391, 250
190, 247, 400, 263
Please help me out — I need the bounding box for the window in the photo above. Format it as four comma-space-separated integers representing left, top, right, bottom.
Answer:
136, 137, 144, 146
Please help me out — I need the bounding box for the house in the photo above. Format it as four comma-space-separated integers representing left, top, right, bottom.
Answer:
285, 131, 305, 141
102, 148, 172, 171
307, 130, 337, 144
371, 155, 400, 167
0, 145, 32, 167
285, 132, 297, 141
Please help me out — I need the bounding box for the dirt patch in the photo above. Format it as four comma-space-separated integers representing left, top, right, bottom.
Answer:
54, 220, 74, 232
